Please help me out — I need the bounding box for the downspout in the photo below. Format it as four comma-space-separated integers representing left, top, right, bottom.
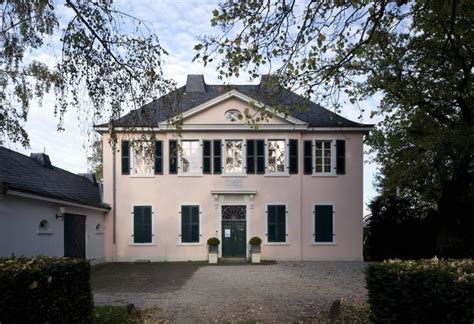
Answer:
299, 132, 303, 261
112, 142, 117, 262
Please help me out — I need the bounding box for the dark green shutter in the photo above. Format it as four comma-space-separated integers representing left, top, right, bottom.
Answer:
314, 205, 334, 242
268, 205, 286, 242
268, 205, 277, 242
256, 140, 265, 174
121, 140, 130, 175
154, 141, 163, 174
133, 206, 152, 243
303, 140, 313, 174
213, 140, 221, 174
191, 206, 200, 242
336, 140, 345, 175
246, 140, 255, 174
277, 206, 286, 242
203, 140, 211, 174
169, 140, 177, 174
181, 205, 200, 243
289, 139, 298, 174
181, 206, 191, 243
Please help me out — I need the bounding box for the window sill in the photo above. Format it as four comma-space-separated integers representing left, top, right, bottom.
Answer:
312, 174, 337, 178
129, 174, 155, 178
37, 232, 53, 235
178, 174, 203, 177
95, 232, 104, 235
222, 174, 247, 178
129, 243, 156, 246
264, 173, 290, 177
177, 243, 203, 246
311, 242, 337, 246
264, 242, 290, 246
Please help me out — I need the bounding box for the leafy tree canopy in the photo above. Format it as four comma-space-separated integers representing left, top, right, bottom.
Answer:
365, 193, 437, 260
197, 0, 474, 216
1, 0, 175, 147
87, 137, 102, 181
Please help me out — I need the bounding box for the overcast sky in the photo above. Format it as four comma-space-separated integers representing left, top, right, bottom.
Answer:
4, 0, 380, 215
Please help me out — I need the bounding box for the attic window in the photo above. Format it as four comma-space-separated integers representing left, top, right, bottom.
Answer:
225, 109, 241, 122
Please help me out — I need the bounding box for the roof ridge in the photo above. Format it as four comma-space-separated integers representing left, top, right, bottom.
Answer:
94, 82, 373, 129
0, 146, 93, 183
0, 146, 104, 209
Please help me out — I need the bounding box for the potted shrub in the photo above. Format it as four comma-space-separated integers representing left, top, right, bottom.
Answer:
207, 237, 220, 264
249, 236, 262, 263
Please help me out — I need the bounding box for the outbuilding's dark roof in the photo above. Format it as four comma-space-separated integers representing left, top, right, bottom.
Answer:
101, 80, 372, 129
0, 147, 107, 209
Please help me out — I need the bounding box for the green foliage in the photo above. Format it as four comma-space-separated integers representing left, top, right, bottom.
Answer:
365, 194, 437, 260
88, 138, 103, 182
248, 236, 262, 246
199, 0, 474, 254
0, 257, 93, 323
1, 0, 175, 146
207, 237, 220, 246
366, 259, 474, 323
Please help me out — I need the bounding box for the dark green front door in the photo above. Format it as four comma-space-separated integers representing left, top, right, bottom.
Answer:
221, 205, 246, 257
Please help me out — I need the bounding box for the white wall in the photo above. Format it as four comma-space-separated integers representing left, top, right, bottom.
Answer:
0, 194, 106, 263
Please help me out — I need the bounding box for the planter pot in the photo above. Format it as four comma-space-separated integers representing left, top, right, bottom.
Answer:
208, 245, 218, 264
250, 245, 261, 263
251, 252, 261, 263
208, 252, 218, 264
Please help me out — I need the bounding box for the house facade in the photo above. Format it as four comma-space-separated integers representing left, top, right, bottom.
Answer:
0, 148, 108, 263
97, 75, 372, 262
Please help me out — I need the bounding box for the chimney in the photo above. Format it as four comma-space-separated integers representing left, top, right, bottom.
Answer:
30, 153, 53, 169
259, 74, 281, 92
185, 74, 206, 93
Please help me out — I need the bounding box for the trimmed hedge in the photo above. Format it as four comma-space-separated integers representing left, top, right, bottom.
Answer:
0, 257, 93, 323
366, 258, 474, 323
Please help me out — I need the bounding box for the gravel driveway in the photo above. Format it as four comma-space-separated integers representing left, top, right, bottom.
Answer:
92, 261, 368, 322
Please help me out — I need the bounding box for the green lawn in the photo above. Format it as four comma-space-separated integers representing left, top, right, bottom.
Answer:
93, 306, 141, 324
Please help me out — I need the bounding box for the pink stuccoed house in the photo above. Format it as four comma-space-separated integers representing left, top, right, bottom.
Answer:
94, 75, 372, 262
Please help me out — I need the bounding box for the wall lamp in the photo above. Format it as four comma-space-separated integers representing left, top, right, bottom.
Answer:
56, 206, 66, 220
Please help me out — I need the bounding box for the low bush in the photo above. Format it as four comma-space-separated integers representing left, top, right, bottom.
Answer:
0, 257, 93, 323
207, 237, 220, 246
249, 236, 262, 246
366, 258, 474, 323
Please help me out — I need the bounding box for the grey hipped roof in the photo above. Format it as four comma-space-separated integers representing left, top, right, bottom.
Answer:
101, 75, 372, 129
0, 147, 108, 209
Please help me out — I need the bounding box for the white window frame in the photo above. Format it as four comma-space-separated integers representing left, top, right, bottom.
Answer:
265, 138, 289, 176
312, 202, 337, 245
264, 203, 289, 245
177, 203, 203, 246
223, 138, 245, 176
130, 204, 155, 246
130, 140, 155, 177
178, 139, 203, 177
313, 139, 337, 177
